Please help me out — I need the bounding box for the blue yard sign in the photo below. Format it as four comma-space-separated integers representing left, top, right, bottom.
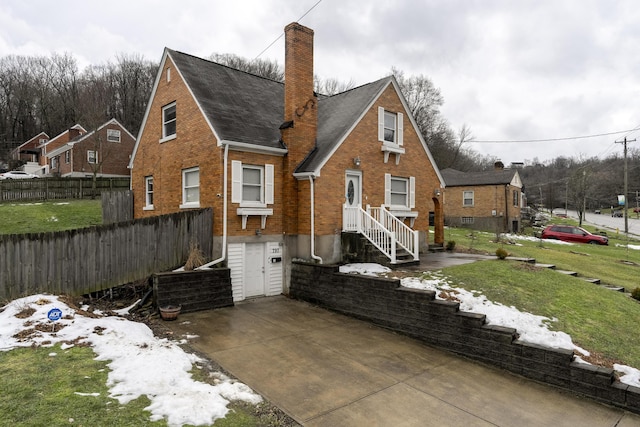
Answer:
48, 308, 63, 321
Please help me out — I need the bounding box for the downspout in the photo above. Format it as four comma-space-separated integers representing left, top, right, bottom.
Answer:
198, 143, 229, 269
309, 176, 323, 264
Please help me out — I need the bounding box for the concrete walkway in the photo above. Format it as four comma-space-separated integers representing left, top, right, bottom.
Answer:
166, 296, 640, 426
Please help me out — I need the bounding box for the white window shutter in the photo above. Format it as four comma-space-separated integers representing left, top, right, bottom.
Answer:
265, 164, 274, 204
409, 176, 415, 208
231, 160, 242, 203
397, 112, 404, 146
384, 173, 391, 206
378, 107, 385, 142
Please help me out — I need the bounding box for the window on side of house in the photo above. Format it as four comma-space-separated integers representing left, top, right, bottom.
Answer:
513, 189, 519, 207
144, 176, 154, 209
181, 167, 199, 208
162, 102, 176, 141
384, 173, 415, 209
463, 190, 474, 207
65, 151, 70, 163
87, 150, 98, 164
51, 157, 58, 170
107, 129, 121, 142
378, 107, 404, 146
231, 161, 274, 207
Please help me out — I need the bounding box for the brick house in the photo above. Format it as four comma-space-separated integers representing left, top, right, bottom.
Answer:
11, 132, 49, 165
441, 162, 524, 233
129, 22, 445, 301
45, 119, 135, 177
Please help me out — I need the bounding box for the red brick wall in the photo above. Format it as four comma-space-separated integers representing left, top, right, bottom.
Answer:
309, 84, 442, 236
443, 184, 522, 230
70, 124, 135, 176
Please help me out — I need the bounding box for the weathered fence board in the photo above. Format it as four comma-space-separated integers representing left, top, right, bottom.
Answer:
0, 208, 213, 300
102, 190, 133, 223
0, 177, 130, 202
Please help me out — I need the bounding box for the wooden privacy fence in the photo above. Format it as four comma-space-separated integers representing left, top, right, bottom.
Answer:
102, 190, 133, 224
0, 177, 130, 202
0, 208, 213, 300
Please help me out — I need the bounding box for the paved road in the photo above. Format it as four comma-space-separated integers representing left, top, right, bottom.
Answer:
555, 210, 640, 239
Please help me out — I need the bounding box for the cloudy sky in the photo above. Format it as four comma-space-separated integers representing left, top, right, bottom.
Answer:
1, 0, 639, 165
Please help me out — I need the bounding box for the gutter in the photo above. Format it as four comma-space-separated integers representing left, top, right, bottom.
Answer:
198, 143, 229, 269
309, 176, 323, 264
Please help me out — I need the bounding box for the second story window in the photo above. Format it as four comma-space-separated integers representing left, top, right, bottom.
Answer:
231, 161, 274, 207
107, 129, 121, 142
378, 107, 404, 146
65, 151, 70, 163
162, 102, 176, 140
513, 190, 519, 207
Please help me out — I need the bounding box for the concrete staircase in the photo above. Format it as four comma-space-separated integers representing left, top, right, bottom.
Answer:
507, 257, 625, 292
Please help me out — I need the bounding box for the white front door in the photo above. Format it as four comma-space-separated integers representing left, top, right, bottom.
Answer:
244, 243, 265, 297
345, 171, 362, 207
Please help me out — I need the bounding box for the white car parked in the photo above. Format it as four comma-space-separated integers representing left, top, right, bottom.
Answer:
1, 170, 40, 179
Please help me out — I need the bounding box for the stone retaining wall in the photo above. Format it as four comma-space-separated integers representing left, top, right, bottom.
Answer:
290, 261, 640, 414
153, 269, 233, 313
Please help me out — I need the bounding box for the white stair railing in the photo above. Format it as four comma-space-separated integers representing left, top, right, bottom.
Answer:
376, 205, 419, 261
343, 204, 396, 263
343, 205, 419, 263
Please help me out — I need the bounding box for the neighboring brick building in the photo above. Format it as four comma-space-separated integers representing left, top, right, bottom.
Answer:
11, 132, 49, 164
441, 162, 524, 233
46, 119, 135, 177
129, 22, 445, 300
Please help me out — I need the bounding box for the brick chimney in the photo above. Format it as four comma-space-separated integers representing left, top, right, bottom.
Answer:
283, 22, 317, 169
282, 22, 317, 236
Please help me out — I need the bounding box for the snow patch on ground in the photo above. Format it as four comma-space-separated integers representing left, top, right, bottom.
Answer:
0, 295, 262, 427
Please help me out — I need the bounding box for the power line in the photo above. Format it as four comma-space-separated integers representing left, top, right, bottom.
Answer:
473, 127, 640, 144
254, 0, 323, 59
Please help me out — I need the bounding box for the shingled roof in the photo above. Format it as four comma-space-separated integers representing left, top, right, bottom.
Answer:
167, 49, 394, 174
441, 168, 520, 187
168, 49, 285, 150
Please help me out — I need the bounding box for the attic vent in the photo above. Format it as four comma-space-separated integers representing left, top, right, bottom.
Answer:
167, 67, 171, 82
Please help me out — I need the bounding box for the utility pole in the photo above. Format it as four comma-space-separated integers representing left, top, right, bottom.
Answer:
615, 137, 636, 234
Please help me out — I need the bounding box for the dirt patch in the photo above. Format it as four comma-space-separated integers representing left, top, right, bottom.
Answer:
15, 307, 36, 319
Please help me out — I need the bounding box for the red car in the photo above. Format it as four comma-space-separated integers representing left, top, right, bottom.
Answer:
540, 225, 608, 245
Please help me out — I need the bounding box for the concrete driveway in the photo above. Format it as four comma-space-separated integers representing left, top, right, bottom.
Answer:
165, 296, 640, 426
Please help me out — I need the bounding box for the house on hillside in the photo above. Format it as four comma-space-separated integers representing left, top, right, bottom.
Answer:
46, 119, 135, 177
129, 22, 445, 301
441, 162, 524, 233
11, 132, 49, 165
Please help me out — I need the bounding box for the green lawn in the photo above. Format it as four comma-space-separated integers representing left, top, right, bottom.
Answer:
438, 222, 640, 368
0, 199, 103, 235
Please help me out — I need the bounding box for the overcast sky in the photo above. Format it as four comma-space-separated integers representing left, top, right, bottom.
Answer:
1, 0, 639, 165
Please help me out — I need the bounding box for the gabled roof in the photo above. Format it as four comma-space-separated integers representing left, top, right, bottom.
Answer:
168, 49, 285, 149
46, 119, 134, 158
295, 77, 391, 173
45, 124, 87, 147
441, 168, 522, 187
17, 132, 49, 150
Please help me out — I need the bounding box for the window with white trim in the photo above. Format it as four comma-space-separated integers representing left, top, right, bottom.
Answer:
513, 189, 519, 207
145, 176, 154, 209
378, 107, 403, 146
162, 102, 176, 140
384, 173, 415, 209
87, 150, 98, 164
107, 129, 121, 142
65, 151, 70, 163
181, 167, 199, 208
231, 161, 274, 207
51, 157, 58, 170
461, 216, 474, 224
463, 190, 474, 207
